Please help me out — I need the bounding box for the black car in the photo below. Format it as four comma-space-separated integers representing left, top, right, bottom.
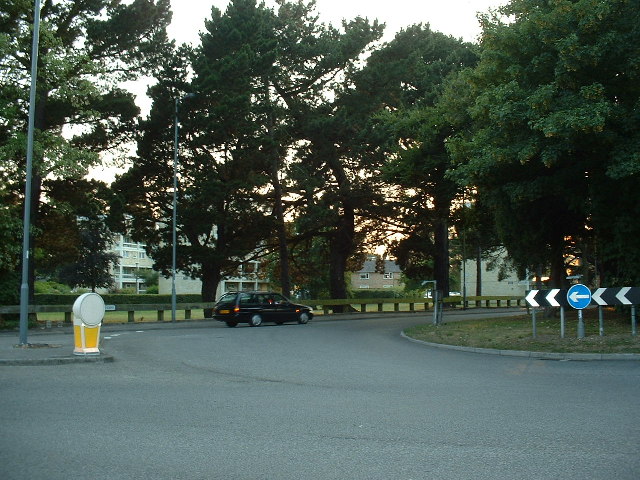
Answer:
213, 291, 313, 327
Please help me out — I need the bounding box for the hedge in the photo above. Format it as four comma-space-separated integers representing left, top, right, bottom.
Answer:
33, 294, 203, 306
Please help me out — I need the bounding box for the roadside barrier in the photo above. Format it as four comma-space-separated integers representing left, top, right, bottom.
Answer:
0, 296, 525, 326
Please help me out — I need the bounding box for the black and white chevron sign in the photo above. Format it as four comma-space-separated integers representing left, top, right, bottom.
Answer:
525, 289, 569, 307
525, 287, 640, 307
591, 287, 640, 306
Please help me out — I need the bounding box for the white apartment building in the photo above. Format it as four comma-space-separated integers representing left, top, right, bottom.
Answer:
461, 255, 528, 297
110, 235, 155, 292
157, 260, 270, 300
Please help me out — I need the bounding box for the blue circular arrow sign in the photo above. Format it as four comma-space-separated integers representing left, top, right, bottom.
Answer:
566, 284, 592, 310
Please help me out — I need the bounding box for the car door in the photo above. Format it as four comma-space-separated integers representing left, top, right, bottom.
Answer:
256, 293, 279, 322
271, 293, 296, 322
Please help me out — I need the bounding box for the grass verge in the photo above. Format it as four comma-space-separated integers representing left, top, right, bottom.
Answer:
404, 310, 640, 354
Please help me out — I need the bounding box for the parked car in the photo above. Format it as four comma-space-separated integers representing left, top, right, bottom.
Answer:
214, 291, 313, 327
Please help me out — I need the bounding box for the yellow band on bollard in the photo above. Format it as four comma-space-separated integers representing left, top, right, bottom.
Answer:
72, 293, 105, 356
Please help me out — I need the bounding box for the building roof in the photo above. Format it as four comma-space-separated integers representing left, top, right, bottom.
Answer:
358, 259, 402, 274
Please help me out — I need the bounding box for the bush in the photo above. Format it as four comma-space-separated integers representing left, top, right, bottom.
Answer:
34, 280, 72, 294
0, 270, 20, 306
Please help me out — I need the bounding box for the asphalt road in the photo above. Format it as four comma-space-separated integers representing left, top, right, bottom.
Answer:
1, 314, 638, 480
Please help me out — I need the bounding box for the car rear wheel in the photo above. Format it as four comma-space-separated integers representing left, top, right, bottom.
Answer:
298, 312, 310, 324
249, 314, 263, 327
225, 321, 238, 328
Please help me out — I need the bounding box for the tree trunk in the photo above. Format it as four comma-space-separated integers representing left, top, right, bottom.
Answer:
433, 216, 450, 297
549, 236, 567, 289
271, 165, 291, 298
265, 98, 291, 298
328, 204, 355, 312
200, 266, 221, 318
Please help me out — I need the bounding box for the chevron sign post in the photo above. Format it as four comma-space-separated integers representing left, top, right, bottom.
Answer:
525, 287, 640, 308
525, 287, 640, 337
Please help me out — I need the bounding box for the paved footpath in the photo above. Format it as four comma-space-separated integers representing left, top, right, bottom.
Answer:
0, 319, 215, 366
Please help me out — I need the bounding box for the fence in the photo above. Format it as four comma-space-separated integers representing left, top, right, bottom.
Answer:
0, 295, 525, 326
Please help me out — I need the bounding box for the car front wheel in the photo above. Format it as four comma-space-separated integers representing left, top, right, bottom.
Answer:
298, 312, 310, 324
249, 314, 263, 327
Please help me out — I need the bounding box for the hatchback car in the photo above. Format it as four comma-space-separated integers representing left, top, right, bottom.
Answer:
213, 291, 313, 327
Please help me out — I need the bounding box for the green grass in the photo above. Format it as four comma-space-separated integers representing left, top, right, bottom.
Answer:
405, 310, 640, 354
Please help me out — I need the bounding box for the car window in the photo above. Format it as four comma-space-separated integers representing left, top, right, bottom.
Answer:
272, 294, 287, 304
239, 293, 253, 305
217, 292, 237, 305
259, 294, 270, 305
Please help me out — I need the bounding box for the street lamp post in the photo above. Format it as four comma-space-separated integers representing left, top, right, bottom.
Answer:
18, 0, 42, 345
172, 93, 195, 323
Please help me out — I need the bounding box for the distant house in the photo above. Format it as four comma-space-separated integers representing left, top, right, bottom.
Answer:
351, 257, 404, 292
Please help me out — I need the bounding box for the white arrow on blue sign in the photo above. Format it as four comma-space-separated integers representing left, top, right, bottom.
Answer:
566, 284, 591, 309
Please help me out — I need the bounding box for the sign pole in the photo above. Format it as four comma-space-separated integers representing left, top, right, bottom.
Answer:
598, 306, 604, 336
567, 284, 591, 339
577, 310, 585, 339
560, 306, 565, 339
632, 305, 637, 337
531, 307, 537, 338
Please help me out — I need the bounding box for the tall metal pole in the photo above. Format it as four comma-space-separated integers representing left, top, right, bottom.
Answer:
19, 0, 42, 345
171, 98, 179, 323
171, 94, 195, 323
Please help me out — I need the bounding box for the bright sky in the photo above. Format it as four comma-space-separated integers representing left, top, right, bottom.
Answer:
168, 0, 506, 45
93, 0, 506, 182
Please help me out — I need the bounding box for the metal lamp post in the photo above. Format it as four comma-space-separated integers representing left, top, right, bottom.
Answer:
172, 93, 195, 323
18, 0, 42, 345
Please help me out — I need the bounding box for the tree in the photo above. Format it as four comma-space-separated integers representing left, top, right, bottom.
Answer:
0, 0, 172, 300
448, 0, 640, 287
190, 0, 383, 302
355, 25, 479, 295
112, 36, 277, 310
57, 216, 119, 292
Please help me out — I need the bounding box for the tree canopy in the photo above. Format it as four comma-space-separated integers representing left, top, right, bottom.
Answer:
448, 0, 640, 287
0, 0, 172, 300
3, 0, 639, 307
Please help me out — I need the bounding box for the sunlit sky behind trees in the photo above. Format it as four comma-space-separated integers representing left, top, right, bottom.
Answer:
93, 0, 506, 182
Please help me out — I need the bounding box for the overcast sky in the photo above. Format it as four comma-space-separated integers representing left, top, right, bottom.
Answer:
168, 0, 507, 45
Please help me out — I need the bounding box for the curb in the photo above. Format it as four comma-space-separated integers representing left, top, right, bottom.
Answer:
0, 353, 114, 366
400, 331, 640, 361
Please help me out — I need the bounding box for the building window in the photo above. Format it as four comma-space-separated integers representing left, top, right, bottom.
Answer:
359, 273, 370, 280
384, 272, 394, 279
